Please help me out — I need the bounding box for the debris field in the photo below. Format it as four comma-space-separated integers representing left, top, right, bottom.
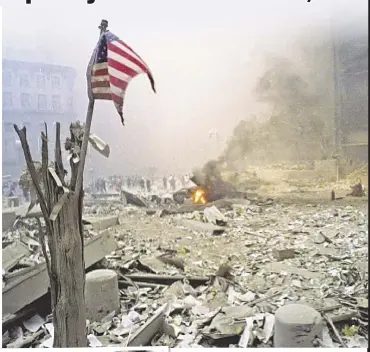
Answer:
2, 181, 368, 348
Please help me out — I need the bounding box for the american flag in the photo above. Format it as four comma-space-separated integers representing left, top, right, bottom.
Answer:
88, 31, 156, 124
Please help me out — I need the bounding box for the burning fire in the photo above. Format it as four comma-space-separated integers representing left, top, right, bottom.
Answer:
191, 187, 207, 204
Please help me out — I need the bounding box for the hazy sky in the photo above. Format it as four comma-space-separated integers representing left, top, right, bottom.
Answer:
1, 0, 368, 175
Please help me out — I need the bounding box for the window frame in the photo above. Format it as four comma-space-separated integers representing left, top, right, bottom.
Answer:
3, 69, 12, 87
51, 75, 61, 89
52, 94, 62, 112
3, 92, 13, 108
36, 74, 46, 90
37, 94, 48, 110
20, 73, 30, 88
20, 93, 32, 109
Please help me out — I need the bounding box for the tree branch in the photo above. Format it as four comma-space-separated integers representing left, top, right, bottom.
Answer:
54, 123, 65, 181
75, 99, 95, 194
68, 122, 85, 191
14, 125, 53, 237
41, 126, 52, 215
36, 217, 52, 280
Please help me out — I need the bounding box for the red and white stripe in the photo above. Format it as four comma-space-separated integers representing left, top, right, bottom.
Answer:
91, 37, 155, 123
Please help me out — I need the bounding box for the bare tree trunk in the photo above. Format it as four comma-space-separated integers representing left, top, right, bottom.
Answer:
14, 122, 87, 347
49, 195, 85, 346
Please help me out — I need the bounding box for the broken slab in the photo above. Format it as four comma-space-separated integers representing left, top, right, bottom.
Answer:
125, 273, 208, 287
178, 219, 225, 235
14, 204, 42, 218
127, 304, 167, 346
2, 230, 117, 315
204, 206, 227, 225
120, 190, 147, 207
272, 249, 295, 261
84, 230, 117, 267
2, 209, 17, 232
2, 241, 30, 271
83, 216, 119, 231
139, 256, 170, 273
263, 262, 323, 279
11, 205, 119, 229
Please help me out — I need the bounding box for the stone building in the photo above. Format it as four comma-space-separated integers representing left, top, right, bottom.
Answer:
2, 59, 78, 178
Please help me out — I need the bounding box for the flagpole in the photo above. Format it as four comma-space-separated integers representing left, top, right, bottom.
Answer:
75, 19, 108, 194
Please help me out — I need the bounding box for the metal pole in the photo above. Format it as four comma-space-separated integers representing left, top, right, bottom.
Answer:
75, 19, 108, 194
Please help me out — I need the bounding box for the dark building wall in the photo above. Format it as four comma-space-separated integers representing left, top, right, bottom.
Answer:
335, 28, 368, 162
2, 59, 78, 178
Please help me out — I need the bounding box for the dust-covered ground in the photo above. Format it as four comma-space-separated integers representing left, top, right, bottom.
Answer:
93, 179, 368, 348
115, 191, 368, 279
3, 177, 368, 348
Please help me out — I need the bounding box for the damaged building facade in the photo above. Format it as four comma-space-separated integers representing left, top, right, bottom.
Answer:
334, 24, 368, 164
2, 59, 78, 178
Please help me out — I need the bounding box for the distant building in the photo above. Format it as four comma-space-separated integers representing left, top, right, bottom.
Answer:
334, 28, 368, 162
2, 59, 78, 178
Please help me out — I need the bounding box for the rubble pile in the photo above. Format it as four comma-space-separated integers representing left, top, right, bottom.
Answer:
2, 212, 104, 281
2, 186, 368, 348
84, 203, 127, 217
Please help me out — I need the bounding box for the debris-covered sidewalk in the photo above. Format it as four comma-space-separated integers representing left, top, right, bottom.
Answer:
2, 189, 368, 348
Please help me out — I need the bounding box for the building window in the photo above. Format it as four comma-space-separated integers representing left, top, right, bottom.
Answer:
67, 97, 74, 111
20, 74, 30, 88
38, 94, 48, 110
36, 74, 46, 89
3, 92, 12, 108
51, 76, 61, 89
3, 69, 12, 87
20, 93, 31, 109
52, 95, 62, 112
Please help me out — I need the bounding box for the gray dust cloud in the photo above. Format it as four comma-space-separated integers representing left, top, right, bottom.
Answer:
1, 0, 367, 177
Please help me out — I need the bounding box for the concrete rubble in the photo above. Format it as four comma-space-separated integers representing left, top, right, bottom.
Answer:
2, 177, 368, 348
85, 269, 120, 322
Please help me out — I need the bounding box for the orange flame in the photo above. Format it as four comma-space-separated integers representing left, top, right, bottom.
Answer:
191, 187, 207, 204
